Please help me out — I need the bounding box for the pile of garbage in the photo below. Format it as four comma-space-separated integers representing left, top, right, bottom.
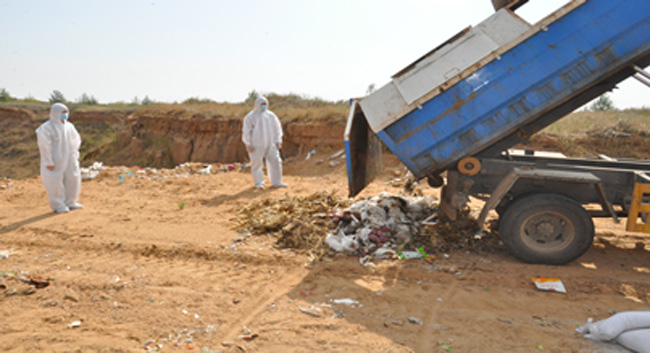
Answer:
324, 193, 437, 260
234, 192, 503, 263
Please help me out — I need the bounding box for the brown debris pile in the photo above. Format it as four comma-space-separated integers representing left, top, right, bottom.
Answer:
233, 191, 354, 261
234, 192, 504, 263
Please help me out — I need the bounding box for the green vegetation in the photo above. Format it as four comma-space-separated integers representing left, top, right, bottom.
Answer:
78, 93, 98, 105
0, 88, 13, 102
49, 90, 67, 104
588, 93, 616, 111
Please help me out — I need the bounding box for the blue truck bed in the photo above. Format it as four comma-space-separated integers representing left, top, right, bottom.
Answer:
346, 0, 650, 196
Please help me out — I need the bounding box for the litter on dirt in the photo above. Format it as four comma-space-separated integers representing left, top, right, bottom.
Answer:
532, 277, 567, 293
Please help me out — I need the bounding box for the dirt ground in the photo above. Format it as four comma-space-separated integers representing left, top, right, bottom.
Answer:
1, 153, 648, 353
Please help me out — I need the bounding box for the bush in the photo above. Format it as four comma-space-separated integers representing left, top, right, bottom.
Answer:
589, 94, 615, 111
49, 90, 66, 104
78, 93, 98, 105
141, 96, 154, 105
0, 88, 12, 102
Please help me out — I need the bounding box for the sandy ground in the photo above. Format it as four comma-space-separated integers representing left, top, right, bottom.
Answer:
1, 155, 649, 353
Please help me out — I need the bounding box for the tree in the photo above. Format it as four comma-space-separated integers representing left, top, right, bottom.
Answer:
49, 90, 66, 104
589, 94, 615, 111
246, 89, 259, 103
0, 88, 11, 102
141, 96, 153, 105
78, 93, 98, 105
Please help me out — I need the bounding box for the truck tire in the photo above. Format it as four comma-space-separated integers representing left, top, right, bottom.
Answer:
498, 193, 594, 265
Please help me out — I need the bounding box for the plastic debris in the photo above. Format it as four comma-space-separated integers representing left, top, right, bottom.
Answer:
299, 306, 322, 317
68, 320, 82, 328
532, 277, 566, 293
329, 150, 345, 159
408, 317, 423, 325
331, 298, 361, 308
0, 249, 13, 260
80, 161, 104, 180
305, 149, 317, 160
197, 165, 212, 175
324, 193, 438, 259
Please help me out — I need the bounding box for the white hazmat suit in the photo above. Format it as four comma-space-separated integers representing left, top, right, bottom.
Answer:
35, 103, 83, 213
242, 96, 287, 189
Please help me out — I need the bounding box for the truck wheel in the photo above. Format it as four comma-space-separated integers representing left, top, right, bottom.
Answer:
498, 193, 594, 265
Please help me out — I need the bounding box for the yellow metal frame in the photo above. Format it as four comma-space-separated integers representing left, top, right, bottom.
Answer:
626, 183, 650, 233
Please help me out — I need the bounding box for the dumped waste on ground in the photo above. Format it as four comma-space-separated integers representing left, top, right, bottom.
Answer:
79, 161, 246, 182
80, 161, 105, 180
234, 191, 503, 263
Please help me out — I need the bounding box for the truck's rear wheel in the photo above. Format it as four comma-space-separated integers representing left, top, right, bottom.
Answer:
498, 193, 594, 265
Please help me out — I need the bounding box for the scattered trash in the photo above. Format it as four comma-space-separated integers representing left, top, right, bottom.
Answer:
237, 326, 258, 341
331, 298, 361, 308
0, 249, 13, 260
80, 161, 104, 180
299, 306, 322, 317
299, 290, 314, 298
577, 311, 650, 353
197, 165, 213, 175
68, 320, 82, 328
532, 277, 566, 293
305, 149, 317, 160
398, 247, 428, 259
408, 317, 423, 325
329, 160, 340, 167
329, 150, 345, 159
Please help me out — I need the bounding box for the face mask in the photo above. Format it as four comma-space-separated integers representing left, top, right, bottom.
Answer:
61, 113, 69, 121
260, 105, 267, 112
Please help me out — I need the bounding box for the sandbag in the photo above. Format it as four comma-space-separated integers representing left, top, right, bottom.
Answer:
615, 328, 650, 353
577, 311, 650, 353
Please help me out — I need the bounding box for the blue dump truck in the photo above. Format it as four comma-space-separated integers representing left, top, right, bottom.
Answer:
345, 0, 650, 264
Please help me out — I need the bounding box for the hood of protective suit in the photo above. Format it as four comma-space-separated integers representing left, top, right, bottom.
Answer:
49, 103, 68, 122
254, 96, 269, 113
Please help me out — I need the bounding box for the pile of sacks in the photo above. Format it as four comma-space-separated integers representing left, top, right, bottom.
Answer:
325, 192, 438, 261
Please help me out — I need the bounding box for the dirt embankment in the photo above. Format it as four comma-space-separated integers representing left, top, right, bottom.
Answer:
107, 113, 345, 168
0, 104, 347, 179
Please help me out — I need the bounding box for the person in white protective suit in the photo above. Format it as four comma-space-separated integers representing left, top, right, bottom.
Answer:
35, 103, 83, 213
242, 96, 288, 189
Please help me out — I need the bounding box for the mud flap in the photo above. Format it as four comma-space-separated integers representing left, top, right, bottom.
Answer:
345, 100, 382, 197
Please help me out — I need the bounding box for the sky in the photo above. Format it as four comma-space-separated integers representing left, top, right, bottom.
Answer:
0, 0, 647, 108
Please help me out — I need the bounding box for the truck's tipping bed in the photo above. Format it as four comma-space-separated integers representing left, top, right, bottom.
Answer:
346, 0, 650, 196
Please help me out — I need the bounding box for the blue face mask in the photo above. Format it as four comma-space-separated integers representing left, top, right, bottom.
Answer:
61, 112, 69, 121
260, 105, 267, 112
